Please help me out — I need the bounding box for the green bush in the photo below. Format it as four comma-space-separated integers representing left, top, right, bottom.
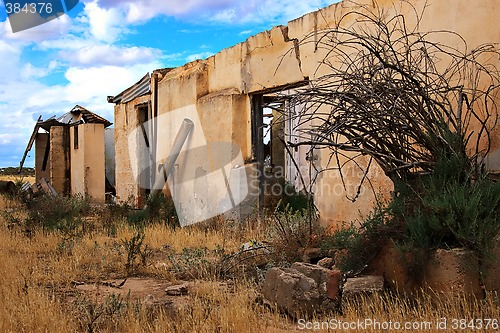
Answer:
25, 194, 90, 234
126, 193, 179, 228
392, 171, 500, 258
320, 148, 500, 273
121, 230, 152, 275
275, 182, 310, 213
166, 246, 223, 279
320, 206, 397, 273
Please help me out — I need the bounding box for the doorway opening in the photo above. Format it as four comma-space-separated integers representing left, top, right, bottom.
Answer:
137, 103, 151, 207
251, 85, 314, 212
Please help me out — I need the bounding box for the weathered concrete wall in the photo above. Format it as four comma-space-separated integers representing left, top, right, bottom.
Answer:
197, 89, 251, 158
114, 95, 150, 206
151, 63, 254, 222
35, 132, 50, 181
116, 0, 499, 226
49, 126, 70, 195
70, 123, 105, 203
289, 0, 499, 225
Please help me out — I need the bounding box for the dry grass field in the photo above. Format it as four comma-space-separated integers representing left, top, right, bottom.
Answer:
0, 193, 498, 332
0, 174, 35, 185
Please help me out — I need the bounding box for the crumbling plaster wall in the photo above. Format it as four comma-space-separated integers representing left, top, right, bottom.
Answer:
70, 123, 105, 203
286, 0, 500, 225
122, 0, 498, 226
114, 95, 150, 206
49, 126, 70, 196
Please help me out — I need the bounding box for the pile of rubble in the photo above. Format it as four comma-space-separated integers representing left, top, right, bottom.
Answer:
261, 240, 500, 316
262, 261, 383, 317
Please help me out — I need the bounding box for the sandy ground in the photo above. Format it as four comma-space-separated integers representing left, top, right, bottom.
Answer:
73, 278, 191, 311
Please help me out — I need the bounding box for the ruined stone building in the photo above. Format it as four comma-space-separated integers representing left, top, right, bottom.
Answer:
109, 0, 499, 227
22, 105, 112, 202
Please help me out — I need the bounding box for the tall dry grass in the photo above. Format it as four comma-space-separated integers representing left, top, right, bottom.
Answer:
0, 174, 35, 185
0, 194, 498, 332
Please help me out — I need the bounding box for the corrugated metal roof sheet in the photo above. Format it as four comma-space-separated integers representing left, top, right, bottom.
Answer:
56, 105, 112, 127
37, 105, 112, 131
109, 73, 151, 104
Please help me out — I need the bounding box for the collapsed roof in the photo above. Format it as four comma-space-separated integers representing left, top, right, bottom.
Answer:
19, 105, 112, 172
38, 105, 112, 131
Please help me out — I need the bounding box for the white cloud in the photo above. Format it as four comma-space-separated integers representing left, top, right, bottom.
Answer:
36, 35, 94, 51
0, 56, 163, 166
185, 51, 214, 63
211, 9, 237, 23
0, 134, 16, 145
65, 61, 163, 120
59, 44, 162, 67
239, 29, 253, 36
121, 0, 235, 23
209, 0, 339, 24
0, 79, 56, 161
124, 2, 155, 24
20, 62, 60, 79
84, 1, 128, 43
65, 65, 142, 101
15, 58, 155, 112
89, 0, 339, 25
0, 39, 21, 83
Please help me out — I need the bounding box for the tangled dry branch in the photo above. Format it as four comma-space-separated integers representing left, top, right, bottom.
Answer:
279, 0, 500, 187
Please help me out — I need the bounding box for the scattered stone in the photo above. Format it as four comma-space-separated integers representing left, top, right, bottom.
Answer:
262, 267, 321, 317
290, 262, 341, 301
262, 262, 342, 316
27, 177, 57, 198
317, 257, 335, 269
302, 247, 322, 263
424, 248, 482, 299
342, 275, 384, 306
165, 283, 190, 296
327, 249, 349, 268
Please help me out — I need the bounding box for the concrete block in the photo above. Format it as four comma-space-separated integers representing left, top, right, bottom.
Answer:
481, 235, 500, 291
342, 275, 384, 306
424, 248, 483, 300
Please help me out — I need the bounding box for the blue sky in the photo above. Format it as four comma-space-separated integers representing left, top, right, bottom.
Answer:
0, 0, 338, 168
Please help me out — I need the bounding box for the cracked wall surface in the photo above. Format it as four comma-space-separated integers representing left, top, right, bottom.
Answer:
114, 95, 150, 206
115, 0, 499, 226
70, 124, 106, 203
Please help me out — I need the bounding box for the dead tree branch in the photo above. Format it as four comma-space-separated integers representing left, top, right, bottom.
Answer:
276, 0, 499, 191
